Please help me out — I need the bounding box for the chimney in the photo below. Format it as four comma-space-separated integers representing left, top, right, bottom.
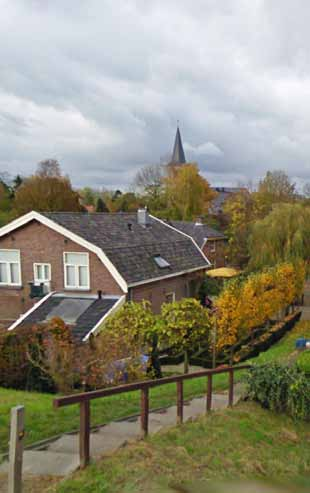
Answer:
137, 208, 149, 227
195, 217, 203, 226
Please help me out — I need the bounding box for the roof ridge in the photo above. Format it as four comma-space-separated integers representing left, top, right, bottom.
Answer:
104, 239, 192, 251
43, 211, 137, 215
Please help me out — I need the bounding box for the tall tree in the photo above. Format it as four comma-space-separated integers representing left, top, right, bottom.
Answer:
303, 183, 310, 199
223, 189, 256, 267
164, 163, 216, 220
80, 187, 96, 206
254, 170, 296, 217
248, 203, 310, 269
12, 175, 23, 194
111, 192, 141, 212
0, 178, 14, 226
36, 159, 62, 178
14, 161, 81, 214
96, 197, 109, 212
133, 163, 165, 201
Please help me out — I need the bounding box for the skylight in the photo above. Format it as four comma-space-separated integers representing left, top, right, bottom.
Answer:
154, 255, 170, 268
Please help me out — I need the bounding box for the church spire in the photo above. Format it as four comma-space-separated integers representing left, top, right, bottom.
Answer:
171, 126, 186, 164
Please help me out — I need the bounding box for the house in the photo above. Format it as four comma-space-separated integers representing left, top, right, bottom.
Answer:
210, 187, 245, 215
169, 220, 227, 268
0, 209, 210, 340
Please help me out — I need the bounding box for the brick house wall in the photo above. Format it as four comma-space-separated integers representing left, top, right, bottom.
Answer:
202, 239, 227, 268
0, 220, 123, 324
130, 270, 205, 313
0, 219, 207, 326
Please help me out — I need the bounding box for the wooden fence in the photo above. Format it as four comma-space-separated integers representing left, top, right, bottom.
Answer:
53, 364, 250, 469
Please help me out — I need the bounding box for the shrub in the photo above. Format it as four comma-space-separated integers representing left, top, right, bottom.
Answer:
246, 363, 293, 412
215, 261, 306, 354
0, 325, 56, 392
296, 351, 310, 374
26, 318, 78, 394
246, 363, 310, 420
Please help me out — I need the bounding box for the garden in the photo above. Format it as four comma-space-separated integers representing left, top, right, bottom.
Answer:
0, 260, 308, 460
0, 261, 305, 395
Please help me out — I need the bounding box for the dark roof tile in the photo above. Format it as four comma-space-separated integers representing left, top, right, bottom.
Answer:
169, 220, 226, 248
42, 213, 208, 284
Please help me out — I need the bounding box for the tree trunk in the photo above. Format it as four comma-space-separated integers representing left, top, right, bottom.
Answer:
184, 350, 189, 374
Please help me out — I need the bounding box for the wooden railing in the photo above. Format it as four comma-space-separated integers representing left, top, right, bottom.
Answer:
53, 364, 251, 469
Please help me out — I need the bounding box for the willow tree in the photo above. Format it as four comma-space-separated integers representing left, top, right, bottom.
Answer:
248, 203, 310, 270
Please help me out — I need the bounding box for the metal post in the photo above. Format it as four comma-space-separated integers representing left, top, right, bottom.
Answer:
206, 374, 212, 412
212, 314, 217, 369
141, 387, 149, 437
8, 405, 24, 493
228, 369, 234, 407
177, 381, 184, 424
80, 400, 90, 469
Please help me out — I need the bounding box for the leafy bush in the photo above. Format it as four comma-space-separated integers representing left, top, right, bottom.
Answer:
246, 362, 310, 420
198, 276, 222, 299
0, 325, 54, 392
296, 351, 310, 374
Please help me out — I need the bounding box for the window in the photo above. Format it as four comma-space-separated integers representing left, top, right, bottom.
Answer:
34, 263, 51, 285
64, 252, 89, 289
165, 292, 175, 303
210, 241, 216, 253
0, 250, 21, 286
154, 255, 170, 268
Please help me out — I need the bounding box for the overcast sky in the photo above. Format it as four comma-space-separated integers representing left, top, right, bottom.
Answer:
1, 0, 310, 190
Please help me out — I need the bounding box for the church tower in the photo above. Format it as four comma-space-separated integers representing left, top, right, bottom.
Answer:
171, 126, 186, 164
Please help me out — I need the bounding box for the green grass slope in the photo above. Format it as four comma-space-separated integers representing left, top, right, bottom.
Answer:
1, 319, 309, 456
54, 401, 310, 493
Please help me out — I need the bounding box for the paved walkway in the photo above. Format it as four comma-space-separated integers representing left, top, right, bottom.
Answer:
0, 387, 242, 479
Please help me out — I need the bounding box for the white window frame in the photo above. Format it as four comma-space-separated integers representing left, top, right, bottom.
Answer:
33, 263, 51, 285
0, 249, 22, 287
165, 292, 176, 303
210, 240, 216, 253
63, 252, 90, 290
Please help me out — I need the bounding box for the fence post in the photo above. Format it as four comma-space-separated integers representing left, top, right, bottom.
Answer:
8, 405, 24, 493
80, 400, 90, 469
228, 368, 234, 407
206, 374, 212, 412
140, 387, 149, 437
176, 381, 183, 424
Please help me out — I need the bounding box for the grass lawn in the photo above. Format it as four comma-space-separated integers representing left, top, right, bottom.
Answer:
53, 401, 310, 493
1, 318, 309, 457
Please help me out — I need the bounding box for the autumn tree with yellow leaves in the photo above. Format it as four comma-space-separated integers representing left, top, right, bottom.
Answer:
164, 163, 216, 220
214, 261, 305, 354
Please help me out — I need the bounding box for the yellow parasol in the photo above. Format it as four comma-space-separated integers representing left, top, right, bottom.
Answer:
206, 267, 240, 278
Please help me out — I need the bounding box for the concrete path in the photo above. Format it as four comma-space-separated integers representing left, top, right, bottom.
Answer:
301, 306, 310, 321
0, 387, 241, 478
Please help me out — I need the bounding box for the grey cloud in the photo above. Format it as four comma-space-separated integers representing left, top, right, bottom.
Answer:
0, 0, 310, 189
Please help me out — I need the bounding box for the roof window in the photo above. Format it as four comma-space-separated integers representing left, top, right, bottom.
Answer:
154, 255, 170, 269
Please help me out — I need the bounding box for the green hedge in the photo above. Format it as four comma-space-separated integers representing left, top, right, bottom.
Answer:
296, 351, 310, 374
246, 362, 310, 421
